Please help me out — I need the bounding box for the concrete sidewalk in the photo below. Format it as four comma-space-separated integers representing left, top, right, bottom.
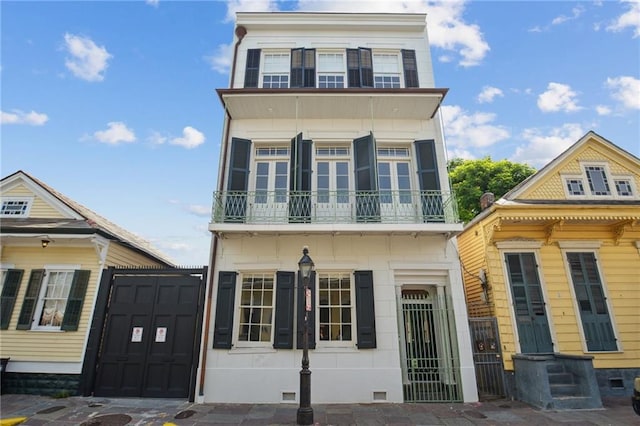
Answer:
0, 394, 637, 425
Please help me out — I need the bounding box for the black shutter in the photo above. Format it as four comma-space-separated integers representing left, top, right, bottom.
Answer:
290, 48, 303, 88
359, 48, 373, 88
296, 270, 316, 349
273, 271, 295, 349
213, 271, 237, 349
414, 139, 444, 222
289, 133, 312, 223
354, 270, 376, 349
353, 132, 380, 222
0, 269, 24, 329
244, 49, 261, 88
16, 269, 45, 330
61, 270, 91, 331
303, 48, 316, 88
347, 49, 361, 87
225, 137, 252, 222
401, 49, 419, 88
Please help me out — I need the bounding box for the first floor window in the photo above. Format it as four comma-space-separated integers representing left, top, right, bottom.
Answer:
318, 273, 352, 342
238, 273, 274, 343
35, 270, 74, 328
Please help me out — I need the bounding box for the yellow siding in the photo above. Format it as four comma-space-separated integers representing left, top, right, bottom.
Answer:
4, 183, 66, 218
105, 242, 166, 267
456, 222, 492, 317
0, 246, 100, 362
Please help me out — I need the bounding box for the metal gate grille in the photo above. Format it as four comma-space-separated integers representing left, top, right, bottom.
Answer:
469, 317, 505, 399
400, 290, 462, 402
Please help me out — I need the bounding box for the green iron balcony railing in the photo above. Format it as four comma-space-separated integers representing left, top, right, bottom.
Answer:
211, 190, 459, 225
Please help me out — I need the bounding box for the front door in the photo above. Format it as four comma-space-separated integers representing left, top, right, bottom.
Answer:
93, 273, 204, 398
505, 253, 553, 353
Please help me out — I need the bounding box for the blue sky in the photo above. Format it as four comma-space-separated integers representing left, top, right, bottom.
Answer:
2, 0, 639, 266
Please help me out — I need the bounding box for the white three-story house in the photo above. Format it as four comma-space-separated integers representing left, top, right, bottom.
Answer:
201, 12, 478, 404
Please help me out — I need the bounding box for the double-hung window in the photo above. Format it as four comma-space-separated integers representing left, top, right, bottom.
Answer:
373, 53, 401, 88
318, 272, 353, 344
34, 269, 75, 329
236, 272, 275, 345
317, 52, 345, 88
262, 52, 290, 88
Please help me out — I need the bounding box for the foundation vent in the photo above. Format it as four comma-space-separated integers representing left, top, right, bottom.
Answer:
373, 391, 387, 401
282, 391, 296, 402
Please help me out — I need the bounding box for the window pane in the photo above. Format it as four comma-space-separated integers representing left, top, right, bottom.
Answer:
318, 273, 351, 342
585, 166, 611, 195
237, 273, 275, 343
38, 271, 73, 327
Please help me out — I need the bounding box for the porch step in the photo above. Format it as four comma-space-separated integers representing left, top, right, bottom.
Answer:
545, 362, 565, 374
550, 396, 597, 410
550, 383, 580, 397
548, 372, 573, 384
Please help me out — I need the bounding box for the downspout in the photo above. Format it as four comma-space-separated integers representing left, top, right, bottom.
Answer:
198, 24, 247, 398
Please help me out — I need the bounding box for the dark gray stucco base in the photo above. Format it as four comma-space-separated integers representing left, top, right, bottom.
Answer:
2, 372, 80, 396
595, 368, 640, 397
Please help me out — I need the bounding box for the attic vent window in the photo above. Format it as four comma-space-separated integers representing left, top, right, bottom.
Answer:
1, 198, 32, 217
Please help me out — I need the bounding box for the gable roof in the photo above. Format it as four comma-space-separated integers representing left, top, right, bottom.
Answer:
1, 170, 174, 266
463, 131, 640, 228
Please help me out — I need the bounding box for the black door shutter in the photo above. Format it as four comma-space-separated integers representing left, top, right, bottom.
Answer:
289, 133, 312, 222
354, 270, 376, 349
16, 269, 45, 330
61, 270, 91, 331
244, 49, 261, 88
414, 139, 444, 222
347, 48, 373, 88
0, 269, 24, 329
354, 132, 380, 222
273, 271, 295, 349
213, 271, 237, 349
296, 270, 316, 349
225, 137, 252, 222
291, 48, 316, 88
401, 49, 419, 88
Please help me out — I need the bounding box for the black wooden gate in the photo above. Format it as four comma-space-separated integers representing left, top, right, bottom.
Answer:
81, 267, 207, 401
469, 317, 506, 399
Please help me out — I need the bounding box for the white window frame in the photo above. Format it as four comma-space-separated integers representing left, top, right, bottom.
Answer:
32, 264, 79, 331
317, 50, 345, 88
233, 271, 276, 348
563, 162, 637, 200
1, 197, 34, 217
314, 144, 352, 205
251, 145, 289, 204
316, 271, 356, 348
261, 51, 290, 88
373, 51, 402, 88
558, 242, 622, 353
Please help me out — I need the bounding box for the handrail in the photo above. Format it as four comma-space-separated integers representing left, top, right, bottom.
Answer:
211, 189, 459, 224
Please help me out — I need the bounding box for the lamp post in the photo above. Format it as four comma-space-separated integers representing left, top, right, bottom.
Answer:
297, 247, 314, 425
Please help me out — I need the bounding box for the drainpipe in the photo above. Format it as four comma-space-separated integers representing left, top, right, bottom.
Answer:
198, 24, 247, 398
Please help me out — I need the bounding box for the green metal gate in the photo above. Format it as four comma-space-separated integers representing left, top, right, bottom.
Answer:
400, 289, 462, 402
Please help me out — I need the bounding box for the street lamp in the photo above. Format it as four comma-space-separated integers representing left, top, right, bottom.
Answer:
297, 247, 314, 425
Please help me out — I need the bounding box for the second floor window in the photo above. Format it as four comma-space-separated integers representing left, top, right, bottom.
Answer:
317, 52, 345, 88
373, 53, 401, 88
262, 52, 290, 88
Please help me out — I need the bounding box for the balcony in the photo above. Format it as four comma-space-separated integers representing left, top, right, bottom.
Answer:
210, 190, 462, 236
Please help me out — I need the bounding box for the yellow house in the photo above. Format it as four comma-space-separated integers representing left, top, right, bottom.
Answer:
457, 131, 639, 408
0, 170, 174, 395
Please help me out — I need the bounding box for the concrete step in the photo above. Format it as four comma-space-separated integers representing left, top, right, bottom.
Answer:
545, 362, 565, 374
550, 383, 580, 397
548, 372, 574, 385
551, 395, 602, 410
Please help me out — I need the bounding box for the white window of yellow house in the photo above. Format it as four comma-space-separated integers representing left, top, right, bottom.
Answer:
33, 266, 79, 330
236, 272, 275, 346
1, 197, 33, 217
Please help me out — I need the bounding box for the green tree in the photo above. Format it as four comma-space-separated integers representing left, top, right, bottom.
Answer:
448, 157, 536, 223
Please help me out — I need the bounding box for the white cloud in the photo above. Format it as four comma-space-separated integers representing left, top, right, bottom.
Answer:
477, 86, 503, 104
595, 105, 612, 116
148, 131, 168, 146
204, 42, 233, 74
146, 0, 159, 7
440, 105, 510, 149
511, 123, 585, 167
605, 75, 640, 110
537, 82, 582, 113
170, 126, 205, 149
93, 122, 136, 145
551, 5, 584, 25
1, 109, 49, 126
607, 0, 640, 38
187, 204, 211, 216
64, 33, 112, 82
225, 0, 279, 22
